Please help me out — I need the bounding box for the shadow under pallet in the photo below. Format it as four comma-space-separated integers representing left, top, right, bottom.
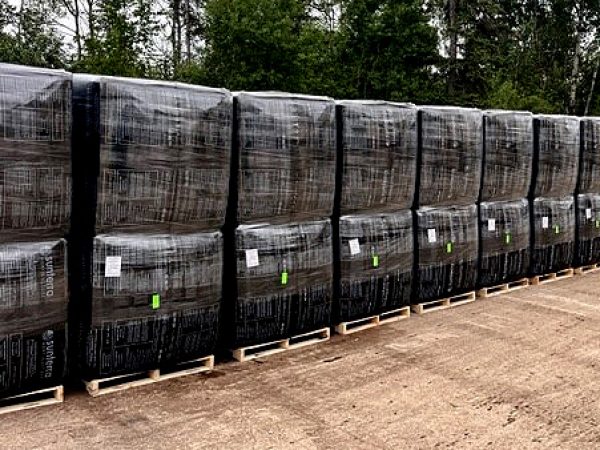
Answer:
335, 306, 410, 335
0, 386, 63, 416
84, 355, 215, 397
411, 291, 476, 315
232, 327, 331, 362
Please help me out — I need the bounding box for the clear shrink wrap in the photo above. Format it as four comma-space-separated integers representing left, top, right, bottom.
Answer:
337, 101, 417, 214
531, 196, 575, 275
0, 239, 67, 398
233, 220, 332, 346
81, 232, 222, 378
417, 106, 483, 207
532, 115, 580, 198
579, 118, 600, 194
415, 204, 478, 301
481, 110, 533, 202
478, 199, 530, 286
0, 64, 71, 241
72, 75, 232, 234
337, 211, 413, 322
236, 92, 336, 224
576, 194, 600, 266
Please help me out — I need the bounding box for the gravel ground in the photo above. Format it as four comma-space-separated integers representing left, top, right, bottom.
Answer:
2, 273, 600, 449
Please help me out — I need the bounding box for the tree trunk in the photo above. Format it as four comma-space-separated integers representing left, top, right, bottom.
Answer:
74, 0, 82, 60
447, 0, 458, 97
172, 0, 182, 69
185, 0, 191, 62
569, 16, 581, 114
585, 56, 600, 116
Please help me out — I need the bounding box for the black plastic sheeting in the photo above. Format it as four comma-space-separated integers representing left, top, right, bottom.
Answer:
576, 194, 600, 266
478, 199, 530, 286
481, 110, 533, 202
579, 118, 600, 194
232, 220, 332, 347
531, 197, 575, 275
235, 92, 336, 224
415, 205, 478, 301
71, 75, 230, 379
0, 239, 67, 398
0, 64, 71, 242
337, 101, 417, 214
337, 211, 413, 322
417, 107, 483, 207
532, 115, 580, 199
81, 232, 222, 379
72, 75, 233, 235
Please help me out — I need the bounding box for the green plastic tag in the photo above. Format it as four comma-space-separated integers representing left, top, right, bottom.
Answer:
505, 232, 512, 244
554, 225, 560, 234
151, 293, 160, 310
446, 242, 453, 253
372, 255, 379, 268
596, 219, 600, 229
281, 271, 288, 285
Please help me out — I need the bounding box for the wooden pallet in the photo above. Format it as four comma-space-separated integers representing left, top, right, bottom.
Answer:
411, 291, 476, 315
530, 268, 574, 286
84, 355, 214, 397
232, 327, 330, 362
476, 278, 530, 298
0, 386, 63, 416
574, 263, 600, 275
335, 306, 410, 335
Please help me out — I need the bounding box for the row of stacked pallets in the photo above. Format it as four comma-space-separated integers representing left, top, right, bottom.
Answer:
0, 63, 599, 409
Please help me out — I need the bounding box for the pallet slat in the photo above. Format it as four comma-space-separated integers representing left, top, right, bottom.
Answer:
84, 355, 215, 397
530, 268, 574, 286
476, 278, 530, 298
411, 291, 476, 315
574, 264, 600, 275
232, 327, 330, 362
335, 307, 410, 335
0, 386, 63, 416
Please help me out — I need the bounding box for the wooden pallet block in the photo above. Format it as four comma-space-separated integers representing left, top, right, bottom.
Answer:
232, 327, 330, 362
335, 306, 410, 335
476, 278, 530, 298
574, 263, 600, 275
84, 355, 214, 397
530, 268, 574, 286
0, 386, 63, 416
411, 291, 476, 315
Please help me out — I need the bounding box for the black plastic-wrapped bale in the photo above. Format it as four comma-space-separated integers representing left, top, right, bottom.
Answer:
236, 92, 336, 224
579, 118, 600, 194
0, 239, 67, 398
417, 107, 483, 207
338, 101, 417, 214
72, 75, 232, 235
234, 220, 332, 347
576, 194, 600, 266
81, 232, 222, 379
0, 64, 71, 241
478, 199, 530, 287
337, 211, 413, 322
415, 205, 478, 301
531, 197, 575, 275
532, 115, 580, 198
481, 110, 533, 202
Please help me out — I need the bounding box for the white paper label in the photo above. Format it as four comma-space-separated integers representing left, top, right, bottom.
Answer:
104, 256, 122, 278
349, 239, 361, 255
586, 208, 592, 219
542, 216, 549, 229
487, 219, 496, 231
427, 228, 437, 243
245, 249, 259, 268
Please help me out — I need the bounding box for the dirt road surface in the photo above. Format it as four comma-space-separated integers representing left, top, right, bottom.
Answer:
2, 273, 600, 449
